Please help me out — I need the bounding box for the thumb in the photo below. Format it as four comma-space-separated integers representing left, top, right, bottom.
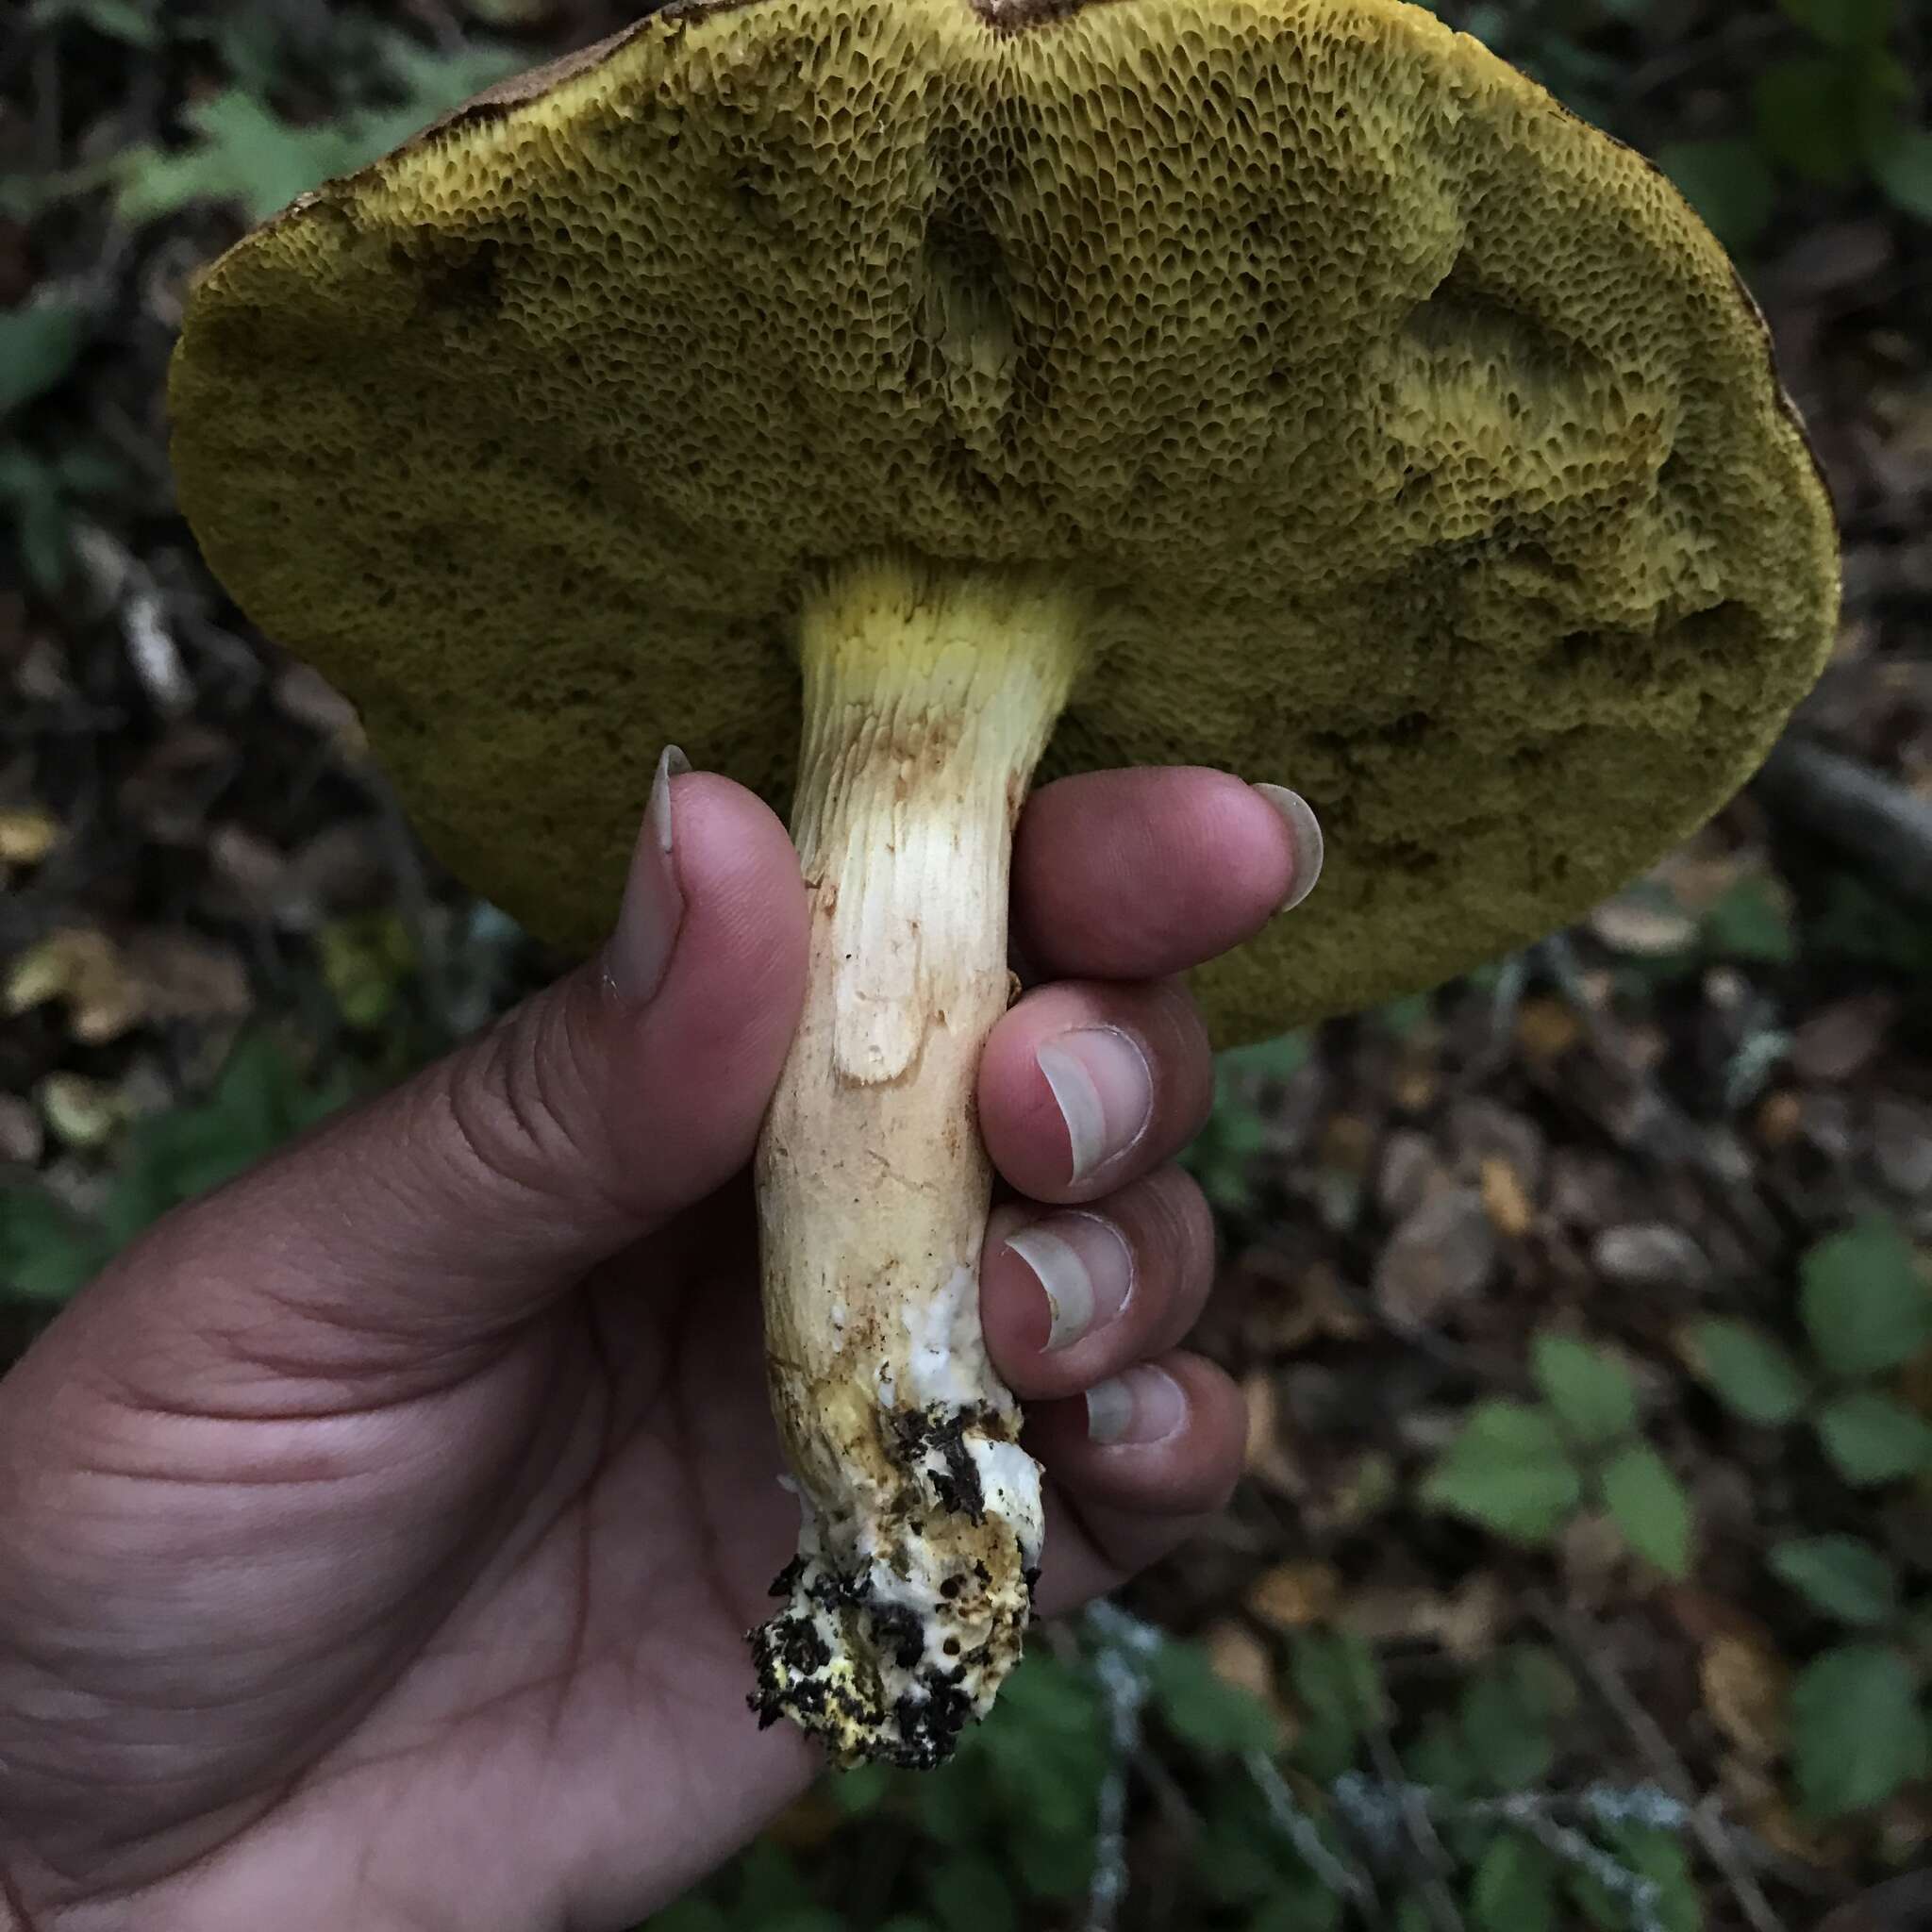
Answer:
75, 754, 808, 1378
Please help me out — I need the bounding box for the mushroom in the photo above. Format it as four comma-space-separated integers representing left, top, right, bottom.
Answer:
167, 0, 1839, 1768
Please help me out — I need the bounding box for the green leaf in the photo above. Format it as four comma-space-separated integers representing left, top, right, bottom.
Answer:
1702, 875, 1796, 965
27, 0, 161, 43
18, 491, 73, 592
729, 1841, 813, 1920
1690, 1321, 1811, 1426
1754, 58, 1866, 186
319, 911, 416, 1030
1790, 1645, 1932, 1818
914, 1760, 996, 1847
1657, 139, 1776, 254
1458, 1650, 1572, 1790
0, 296, 88, 420
1221, 1031, 1312, 1081
1576, 1826, 1703, 1932
1816, 1391, 1932, 1486
1471, 1832, 1559, 1932
925, 1853, 1016, 1932
1376, 991, 1433, 1038
828, 1763, 893, 1815
1195, 1779, 1291, 1905
1422, 1401, 1583, 1546
1532, 1334, 1639, 1447
1869, 123, 1932, 221
1244, 1887, 1343, 1932
1011, 1824, 1094, 1903
1393, 1895, 1439, 1932
1148, 1640, 1279, 1755
114, 42, 523, 225
1780, 0, 1895, 49
0, 1187, 112, 1304
1287, 1631, 1382, 1782
1601, 1443, 1694, 1578
115, 92, 358, 225
1407, 1713, 1477, 1799
1770, 1537, 1901, 1627
1799, 1218, 1932, 1379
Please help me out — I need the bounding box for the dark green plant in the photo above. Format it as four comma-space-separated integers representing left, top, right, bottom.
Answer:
1769, 1535, 1932, 1819
1657, 0, 1930, 249
1181, 1032, 1310, 1219
1424, 1333, 1696, 1578
644, 1608, 1701, 1932
1691, 1217, 1932, 1489
0, 1031, 363, 1307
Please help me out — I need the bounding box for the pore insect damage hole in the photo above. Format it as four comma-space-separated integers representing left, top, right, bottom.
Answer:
918, 200, 1022, 485
1404, 254, 1602, 399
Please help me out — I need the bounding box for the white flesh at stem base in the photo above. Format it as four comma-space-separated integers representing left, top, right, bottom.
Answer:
749, 554, 1089, 1769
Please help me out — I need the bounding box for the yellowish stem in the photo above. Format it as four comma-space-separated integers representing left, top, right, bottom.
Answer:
750, 555, 1088, 1769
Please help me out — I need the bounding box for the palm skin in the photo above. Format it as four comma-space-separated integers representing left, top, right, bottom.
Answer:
0, 766, 1313, 1932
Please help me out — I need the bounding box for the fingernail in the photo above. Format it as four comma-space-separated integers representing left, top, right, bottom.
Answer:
605, 746, 690, 1003
1252, 785, 1324, 912
1037, 1027, 1154, 1185
1086, 1365, 1188, 1445
1006, 1213, 1135, 1351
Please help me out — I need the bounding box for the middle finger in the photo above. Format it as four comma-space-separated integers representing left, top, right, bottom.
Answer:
977, 976, 1214, 1204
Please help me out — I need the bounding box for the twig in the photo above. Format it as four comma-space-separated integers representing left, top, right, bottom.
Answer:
1363, 1723, 1467, 1932
1491, 1795, 1666, 1932
1081, 1603, 1163, 1932
1532, 1596, 1786, 1932
1756, 737, 1932, 908
1246, 1753, 1374, 1910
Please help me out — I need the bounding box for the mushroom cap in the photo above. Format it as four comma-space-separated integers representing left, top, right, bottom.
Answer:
169, 0, 1838, 1042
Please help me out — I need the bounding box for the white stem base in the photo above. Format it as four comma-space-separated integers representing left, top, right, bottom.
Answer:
749, 557, 1086, 1768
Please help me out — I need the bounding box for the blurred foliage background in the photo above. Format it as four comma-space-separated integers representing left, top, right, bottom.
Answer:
2, 1, 1930, 1928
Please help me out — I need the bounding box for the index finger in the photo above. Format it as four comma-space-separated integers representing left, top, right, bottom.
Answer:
1010, 768, 1321, 982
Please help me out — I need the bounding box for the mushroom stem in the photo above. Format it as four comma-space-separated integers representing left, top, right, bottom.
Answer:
750, 554, 1087, 1769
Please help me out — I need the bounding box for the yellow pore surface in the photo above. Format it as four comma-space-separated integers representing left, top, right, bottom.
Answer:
169, 0, 1839, 1041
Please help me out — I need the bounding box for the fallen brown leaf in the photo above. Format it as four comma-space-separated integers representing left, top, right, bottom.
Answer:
1558, 1508, 1630, 1603
125, 929, 252, 1022
1392, 1058, 1438, 1115
1243, 1561, 1341, 1632
1757, 1089, 1805, 1151
1699, 1633, 1790, 1767
274, 663, 367, 756
0, 1093, 43, 1167
1335, 1584, 1456, 1646
1207, 1621, 1292, 1748
1589, 889, 1698, 957
6, 928, 144, 1044
1439, 1574, 1507, 1661
1241, 1371, 1303, 1497
1515, 996, 1583, 1064
0, 807, 58, 868
36, 1073, 125, 1151
1478, 1155, 1534, 1239
1374, 1186, 1496, 1327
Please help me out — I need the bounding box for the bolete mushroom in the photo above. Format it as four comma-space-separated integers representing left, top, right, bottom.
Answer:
168, 0, 1839, 1768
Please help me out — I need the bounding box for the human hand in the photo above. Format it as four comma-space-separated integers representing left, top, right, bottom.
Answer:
0, 761, 1319, 1932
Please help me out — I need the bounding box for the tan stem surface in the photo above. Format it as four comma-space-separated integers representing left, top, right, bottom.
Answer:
749, 556, 1086, 1768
